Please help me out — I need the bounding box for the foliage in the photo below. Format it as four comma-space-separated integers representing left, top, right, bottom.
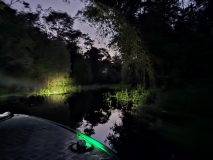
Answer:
0, 2, 71, 84
77, 0, 213, 88
76, 0, 157, 87
70, 45, 121, 84
32, 82, 129, 96
32, 76, 74, 96
0, 1, 122, 97
104, 85, 150, 109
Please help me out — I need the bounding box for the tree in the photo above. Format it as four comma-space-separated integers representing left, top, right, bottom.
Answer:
75, 0, 213, 88
76, 0, 157, 87
0, 2, 71, 90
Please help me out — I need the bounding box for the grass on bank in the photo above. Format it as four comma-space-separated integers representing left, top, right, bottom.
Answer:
32, 83, 131, 96
0, 83, 130, 97
103, 79, 213, 159
104, 85, 152, 109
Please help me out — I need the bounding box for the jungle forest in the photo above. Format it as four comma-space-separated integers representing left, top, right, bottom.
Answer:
0, 0, 213, 159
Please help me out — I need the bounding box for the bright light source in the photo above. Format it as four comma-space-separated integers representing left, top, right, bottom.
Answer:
76, 132, 111, 156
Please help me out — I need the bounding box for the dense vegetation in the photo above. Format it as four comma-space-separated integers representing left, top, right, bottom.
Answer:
76, 0, 213, 88
0, 0, 121, 95
1, 0, 213, 159
73, 0, 213, 159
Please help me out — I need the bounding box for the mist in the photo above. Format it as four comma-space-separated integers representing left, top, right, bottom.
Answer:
0, 73, 35, 88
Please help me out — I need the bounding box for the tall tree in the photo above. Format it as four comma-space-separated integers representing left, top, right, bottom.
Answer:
74, 0, 213, 87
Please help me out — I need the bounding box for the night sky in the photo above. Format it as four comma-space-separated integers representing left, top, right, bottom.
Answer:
3, 0, 112, 54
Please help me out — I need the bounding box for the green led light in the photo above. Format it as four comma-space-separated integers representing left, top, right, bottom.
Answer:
76, 132, 112, 156
86, 142, 92, 148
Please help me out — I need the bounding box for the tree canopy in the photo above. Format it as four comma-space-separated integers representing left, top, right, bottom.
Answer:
76, 0, 213, 88
0, 0, 121, 91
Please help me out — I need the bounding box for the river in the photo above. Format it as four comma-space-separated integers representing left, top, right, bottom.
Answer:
1, 88, 210, 160
0, 89, 122, 150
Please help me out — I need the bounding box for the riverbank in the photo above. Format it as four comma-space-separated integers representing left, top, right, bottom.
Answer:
135, 80, 213, 159
0, 83, 131, 98
104, 80, 213, 159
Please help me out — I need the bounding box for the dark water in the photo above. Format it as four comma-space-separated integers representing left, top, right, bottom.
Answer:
0, 89, 122, 150
1, 89, 209, 160
0, 89, 175, 159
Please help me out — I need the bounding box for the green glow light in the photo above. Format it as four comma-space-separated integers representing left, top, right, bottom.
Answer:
85, 142, 92, 148
76, 132, 112, 156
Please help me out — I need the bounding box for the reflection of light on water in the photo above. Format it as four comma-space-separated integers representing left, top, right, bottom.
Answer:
41, 94, 69, 108
77, 109, 122, 150
46, 94, 67, 104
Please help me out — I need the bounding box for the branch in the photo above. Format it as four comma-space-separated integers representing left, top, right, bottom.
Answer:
9, 0, 20, 7
91, 0, 125, 26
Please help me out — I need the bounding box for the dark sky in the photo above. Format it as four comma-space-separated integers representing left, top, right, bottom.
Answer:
3, 0, 113, 55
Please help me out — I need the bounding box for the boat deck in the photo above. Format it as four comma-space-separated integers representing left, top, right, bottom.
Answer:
0, 114, 116, 160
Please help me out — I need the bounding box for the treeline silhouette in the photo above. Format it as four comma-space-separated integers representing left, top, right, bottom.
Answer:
0, 1, 121, 92
78, 0, 213, 88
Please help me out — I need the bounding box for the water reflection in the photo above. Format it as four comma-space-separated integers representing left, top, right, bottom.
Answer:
77, 109, 122, 149
0, 89, 122, 151
1, 88, 212, 159
65, 89, 122, 149
105, 108, 173, 160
